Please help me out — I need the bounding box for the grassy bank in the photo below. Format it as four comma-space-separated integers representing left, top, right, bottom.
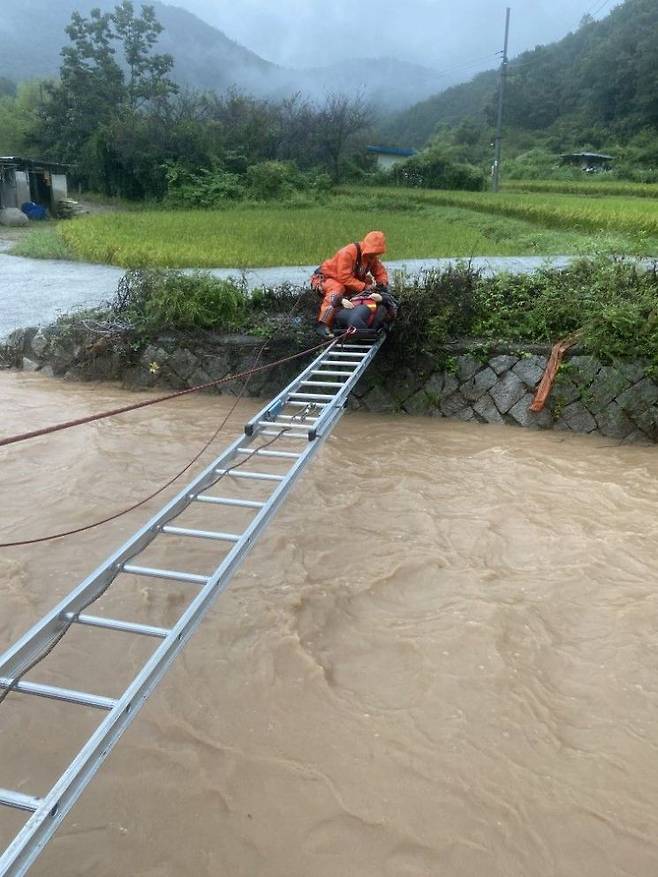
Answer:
10, 184, 658, 268
42, 258, 658, 374
8, 194, 614, 268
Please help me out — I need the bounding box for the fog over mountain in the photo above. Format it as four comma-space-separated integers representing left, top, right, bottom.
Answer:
176, 0, 619, 81
0, 0, 619, 110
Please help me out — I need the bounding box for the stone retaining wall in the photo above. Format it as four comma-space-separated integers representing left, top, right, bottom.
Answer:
351, 351, 658, 442
2, 325, 657, 443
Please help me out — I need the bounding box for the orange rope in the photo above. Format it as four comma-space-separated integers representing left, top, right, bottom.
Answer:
529, 332, 582, 413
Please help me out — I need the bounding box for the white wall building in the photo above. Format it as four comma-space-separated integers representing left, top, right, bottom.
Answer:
367, 145, 417, 171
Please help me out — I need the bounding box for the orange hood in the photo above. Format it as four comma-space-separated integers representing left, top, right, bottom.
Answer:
361, 231, 387, 255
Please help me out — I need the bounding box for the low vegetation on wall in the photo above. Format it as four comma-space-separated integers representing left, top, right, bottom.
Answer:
4, 255, 656, 372
389, 256, 658, 371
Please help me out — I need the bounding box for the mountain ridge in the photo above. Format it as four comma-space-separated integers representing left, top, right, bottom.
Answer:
0, 0, 440, 111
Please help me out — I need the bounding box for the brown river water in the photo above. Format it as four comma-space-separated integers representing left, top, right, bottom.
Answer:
2, 371, 658, 876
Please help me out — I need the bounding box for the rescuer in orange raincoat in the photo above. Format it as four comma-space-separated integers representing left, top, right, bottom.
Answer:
310, 231, 389, 338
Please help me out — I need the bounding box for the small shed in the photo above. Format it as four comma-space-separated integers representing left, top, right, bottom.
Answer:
367, 145, 417, 171
0, 156, 69, 213
559, 152, 615, 172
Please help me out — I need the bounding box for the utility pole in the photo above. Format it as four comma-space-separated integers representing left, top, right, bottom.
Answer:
492, 6, 511, 193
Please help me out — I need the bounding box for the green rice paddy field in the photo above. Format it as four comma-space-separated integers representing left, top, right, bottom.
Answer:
12, 184, 658, 268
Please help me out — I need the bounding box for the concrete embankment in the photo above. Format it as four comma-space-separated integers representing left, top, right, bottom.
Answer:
2, 321, 656, 443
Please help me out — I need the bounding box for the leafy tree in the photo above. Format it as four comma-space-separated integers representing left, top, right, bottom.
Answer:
314, 93, 373, 181
34, 2, 176, 163
112, 1, 176, 108
0, 81, 43, 155
204, 90, 280, 168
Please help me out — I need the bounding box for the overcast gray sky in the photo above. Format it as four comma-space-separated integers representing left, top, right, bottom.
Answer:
174, 0, 618, 74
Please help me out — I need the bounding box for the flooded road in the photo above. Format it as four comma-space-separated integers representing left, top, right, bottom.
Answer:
2, 371, 658, 876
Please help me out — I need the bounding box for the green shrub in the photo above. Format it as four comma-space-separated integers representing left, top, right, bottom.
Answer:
110, 269, 249, 334
390, 149, 486, 191
246, 161, 300, 200
164, 163, 246, 207
389, 256, 658, 367
84, 257, 658, 369
164, 160, 333, 207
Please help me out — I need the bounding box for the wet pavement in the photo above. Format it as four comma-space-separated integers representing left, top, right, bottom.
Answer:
0, 253, 574, 339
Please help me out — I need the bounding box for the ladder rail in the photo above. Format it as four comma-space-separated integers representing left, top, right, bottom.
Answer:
309, 339, 380, 440
243, 336, 342, 437
0, 335, 384, 876
0, 339, 359, 682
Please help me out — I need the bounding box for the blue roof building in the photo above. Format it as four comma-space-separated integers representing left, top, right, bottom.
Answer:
367, 145, 417, 171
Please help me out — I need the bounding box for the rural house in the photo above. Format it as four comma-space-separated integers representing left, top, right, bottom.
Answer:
0, 156, 69, 214
367, 145, 417, 171
559, 152, 615, 172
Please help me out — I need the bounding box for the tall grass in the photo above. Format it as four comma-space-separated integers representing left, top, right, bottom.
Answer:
360, 187, 658, 245
11, 227, 75, 260
503, 179, 658, 199
48, 200, 616, 268
12, 184, 658, 268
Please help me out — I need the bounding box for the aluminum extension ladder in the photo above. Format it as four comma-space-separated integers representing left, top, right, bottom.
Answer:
0, 334, 383, 875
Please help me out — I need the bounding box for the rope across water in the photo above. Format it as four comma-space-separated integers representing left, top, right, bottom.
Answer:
0, 336, 338, 450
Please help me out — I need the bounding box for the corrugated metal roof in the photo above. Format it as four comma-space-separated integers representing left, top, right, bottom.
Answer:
560, 152, 615, 160
0, 156, 70, 171
367, 145, 416, 157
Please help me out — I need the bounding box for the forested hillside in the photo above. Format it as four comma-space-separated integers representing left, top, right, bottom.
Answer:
386, 0, 658, 152
384, 70, 497, 147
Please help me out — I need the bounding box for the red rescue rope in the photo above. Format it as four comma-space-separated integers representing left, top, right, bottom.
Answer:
0, 334, 345, 548
0, 336, 338, 450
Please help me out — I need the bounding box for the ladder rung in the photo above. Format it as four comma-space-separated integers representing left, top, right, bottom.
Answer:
216, 469, 285, 482
66, 613, 170, 639
267, 414, 319, 422
161, 525, 241, 543
255, 420, 310, 430
122, 565, 209, 585
236, 447, 301, 459
0, 678, 117, 711
322, 361, 361, 367
327, 351, 367, 358
194, 495, 265, 509
336, 344, 372, 350
260, 430, 307, 439
0, 789, 42, 813
287, 401, 328, 407
256, 420, 291, 428
301, 380, 345, 387
290, 393, 335, 400
311, 370, 351, 377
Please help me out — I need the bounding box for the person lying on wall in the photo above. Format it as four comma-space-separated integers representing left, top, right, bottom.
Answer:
333, 288, 399, 337
310, 230, 389, 339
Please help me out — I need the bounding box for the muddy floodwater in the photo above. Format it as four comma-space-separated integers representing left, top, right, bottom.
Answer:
2, 371, 658, 877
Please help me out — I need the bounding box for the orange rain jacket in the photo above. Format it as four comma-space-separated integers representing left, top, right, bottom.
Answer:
319, 231, 389, 294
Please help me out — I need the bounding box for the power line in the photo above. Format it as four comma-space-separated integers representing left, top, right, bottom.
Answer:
432, 52, 500, 81
585, 0, 614, 18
